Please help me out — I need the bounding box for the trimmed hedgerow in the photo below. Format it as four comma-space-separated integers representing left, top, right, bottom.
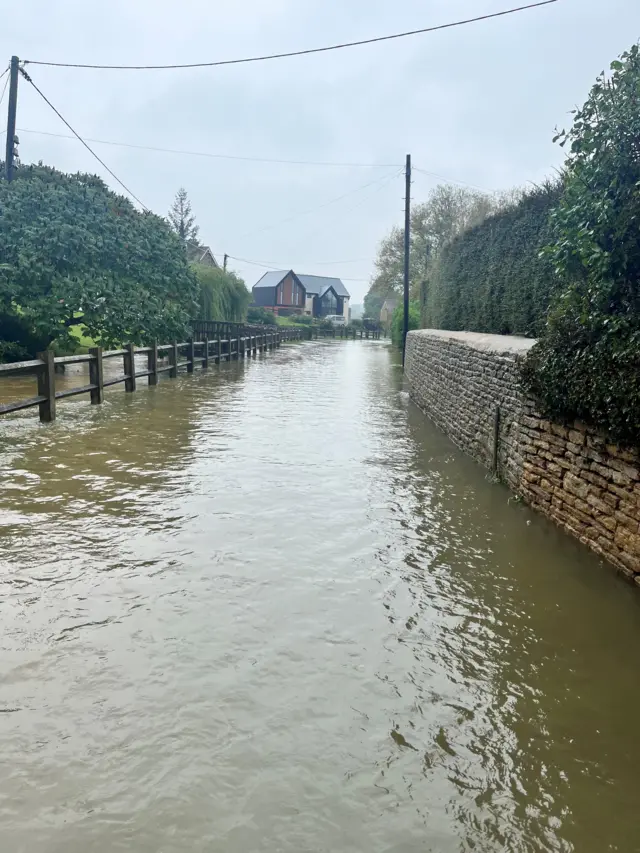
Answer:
422, 181, 563, 337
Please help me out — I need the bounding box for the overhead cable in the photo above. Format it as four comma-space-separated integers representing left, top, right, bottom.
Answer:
23, 2, 558, 70
0, 68, 10, 110
20, 69, 148, 210
16, 128, 402, 169
235, 169, 403, 242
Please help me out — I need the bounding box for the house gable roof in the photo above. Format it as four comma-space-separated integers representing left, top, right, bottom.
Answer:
252, 270, 291, 290
186, 243, 219, 267
251, 270, 350, 299
295, 274, 350, 299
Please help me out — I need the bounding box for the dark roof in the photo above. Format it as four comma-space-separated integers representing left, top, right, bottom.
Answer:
296, 274, 350, 299
252, 270, 290, 290
252, 270, 350, 299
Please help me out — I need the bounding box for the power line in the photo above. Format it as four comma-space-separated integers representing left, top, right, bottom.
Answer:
20, 69, 148, 210
15, 128, 401, 169
223, 255, 370, 282
226, 254, 370, 270
0, 67, 10, 110
235, 168, 403, 242
23, 2, 558, 70
15, 129, 496, 190
412, 166, 492, 193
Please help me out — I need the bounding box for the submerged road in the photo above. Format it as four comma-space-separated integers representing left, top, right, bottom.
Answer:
1, 339, 639, 852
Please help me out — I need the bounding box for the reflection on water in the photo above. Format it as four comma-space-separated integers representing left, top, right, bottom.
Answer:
1, 341, 639, 853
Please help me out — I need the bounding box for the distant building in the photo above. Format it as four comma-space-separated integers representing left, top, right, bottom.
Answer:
350, 304, 364, 321
186, 243, 219, 268
380, 297, 398, 327
252, 270, 350, 321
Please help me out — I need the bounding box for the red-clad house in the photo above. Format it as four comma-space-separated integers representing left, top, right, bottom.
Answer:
251, 270, 350, 321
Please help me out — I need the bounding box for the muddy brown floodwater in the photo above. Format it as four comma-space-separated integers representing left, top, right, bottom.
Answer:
1, 340, 640, 853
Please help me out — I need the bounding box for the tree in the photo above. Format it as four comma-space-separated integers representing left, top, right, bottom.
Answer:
168, 187, 200, 244
523, 45, 640, 445
193, 264, 251, 322
364, 185, 502, 320
0, 163, 198, 354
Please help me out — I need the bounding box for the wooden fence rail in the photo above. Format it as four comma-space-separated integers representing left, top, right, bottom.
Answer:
0, 324, 301, 423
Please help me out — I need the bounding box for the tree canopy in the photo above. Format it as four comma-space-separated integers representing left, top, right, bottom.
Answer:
524, 45, 640, 445
168, 187, 200, 244
194, 264, 250, 323
0, 163, 198, 354
364, 185, 503, 320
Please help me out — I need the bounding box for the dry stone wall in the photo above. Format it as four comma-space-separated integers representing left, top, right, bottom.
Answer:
405, 329, 640, 585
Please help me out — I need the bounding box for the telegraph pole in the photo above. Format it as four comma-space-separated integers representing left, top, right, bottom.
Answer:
402, 153, 411, 367
223, 253, 228, 272
5, 56, 20, 181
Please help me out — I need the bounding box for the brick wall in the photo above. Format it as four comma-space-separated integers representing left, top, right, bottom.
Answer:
405, 329, 640, 585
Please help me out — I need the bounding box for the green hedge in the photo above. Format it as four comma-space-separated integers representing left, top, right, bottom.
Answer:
391, 301, 420, 348
423, 182, 563, 337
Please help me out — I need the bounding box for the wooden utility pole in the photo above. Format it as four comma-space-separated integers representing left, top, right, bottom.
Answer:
5, 56, 20, 181
223, 254, 228, 272
402, 153, 412, 367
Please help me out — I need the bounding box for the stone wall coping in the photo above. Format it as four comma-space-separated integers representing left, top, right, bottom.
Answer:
408, 329, 537, 358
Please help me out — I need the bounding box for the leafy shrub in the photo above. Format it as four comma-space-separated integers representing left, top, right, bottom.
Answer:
294, 314, 313, 325
0, 162, 197, 351
523, 46, 640, 445
247, 306, 277, 325
391, 301, 420, 348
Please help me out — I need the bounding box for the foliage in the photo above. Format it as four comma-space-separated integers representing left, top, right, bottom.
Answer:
247, 305, 277, 325
391, 301, 420, 348
293, 314, 313, 325
195, 264, 250, 323
350, 318, 363, 329
423, 181, 563, 336
0, 163, 198, 352
523, 46, 640, 445
168, 187, 200, 244
364, 185, 504, 321
0, 311, 50, 363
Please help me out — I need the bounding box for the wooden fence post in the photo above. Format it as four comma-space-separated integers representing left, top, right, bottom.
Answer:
187, 339, 195, 373
203, 336, 209, 369
124, 343, 136, 392
89, 346, 104, 403
37, 350, 56, 423
147, 341, 158, 386
170, 342, 178, 378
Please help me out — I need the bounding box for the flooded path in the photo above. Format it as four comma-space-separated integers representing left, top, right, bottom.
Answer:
1, 340, 639, 852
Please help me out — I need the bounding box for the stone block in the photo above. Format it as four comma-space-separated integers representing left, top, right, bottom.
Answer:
614, 525, 640, 554
564, 472, 590, 501
587, 493, 612, 515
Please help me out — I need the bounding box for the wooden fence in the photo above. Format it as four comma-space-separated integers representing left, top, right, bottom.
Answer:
0, 324, 301, 423
192, 320, 382, 342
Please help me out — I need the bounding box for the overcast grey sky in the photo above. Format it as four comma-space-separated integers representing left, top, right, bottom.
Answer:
3, 0, 638, 302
